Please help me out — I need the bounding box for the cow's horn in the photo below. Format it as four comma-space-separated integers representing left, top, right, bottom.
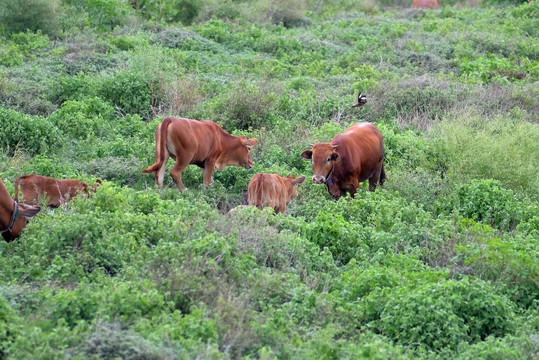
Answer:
332, 145, 338, 149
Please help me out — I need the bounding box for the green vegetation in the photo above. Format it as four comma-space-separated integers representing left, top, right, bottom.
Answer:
1, 0, 538, 358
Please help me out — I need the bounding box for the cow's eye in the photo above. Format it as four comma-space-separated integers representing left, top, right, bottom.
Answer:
327, 157, 331, 162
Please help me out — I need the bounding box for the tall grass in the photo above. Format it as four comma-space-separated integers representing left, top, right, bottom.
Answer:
431, 110, 539, 196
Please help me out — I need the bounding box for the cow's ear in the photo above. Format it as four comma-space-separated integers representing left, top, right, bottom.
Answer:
242, 138, 258, 148
96, 179, 102, 185
19, 204, 40, 218
330, 152, 339, 161
294, 176, 306, 184
301, 150, 312, 159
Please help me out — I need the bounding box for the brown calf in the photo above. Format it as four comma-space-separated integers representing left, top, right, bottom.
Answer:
14, 174, 101, 208
248, 173, 306, 214
143, 117, 258, 191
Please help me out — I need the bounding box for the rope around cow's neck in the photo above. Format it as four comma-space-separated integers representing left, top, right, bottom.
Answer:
324, 161, 335, 188
0, 200, 18, 234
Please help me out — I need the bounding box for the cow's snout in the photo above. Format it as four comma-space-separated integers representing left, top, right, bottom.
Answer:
244, 162, 253, 169
312, 175, 325, 184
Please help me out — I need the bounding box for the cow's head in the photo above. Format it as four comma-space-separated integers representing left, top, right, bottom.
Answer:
283, 175, 306, 201
2, 202, 41, 242
301, 143, 339, 184
352, 92, 367, 109
87, 179, 103, 193
237, 137, 258, 169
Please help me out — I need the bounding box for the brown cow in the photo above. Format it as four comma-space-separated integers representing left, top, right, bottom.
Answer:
142, 117, 258, 191
14, 174, 102, 208
248, 173, 306, 214
1, 177, 40, 242
301, 123, 385, 199
412, 0, 439, 9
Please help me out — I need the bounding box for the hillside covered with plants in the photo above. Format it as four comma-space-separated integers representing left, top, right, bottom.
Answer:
1, 0, 538, 358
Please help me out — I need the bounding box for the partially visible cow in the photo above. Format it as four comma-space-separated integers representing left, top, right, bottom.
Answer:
242, 188, 249, 205
1, 177, 40, 242
301, 123, 385, 199
412, 0, 439, 9
14, 174, 102, 208
142, 117, 258, 191
248, 173, 306, 214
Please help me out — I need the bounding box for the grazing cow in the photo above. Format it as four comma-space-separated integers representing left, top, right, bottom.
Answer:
143, 117, 258, 191
1, 177, 40, 242
14, 174, 102, 208
301, 123, 385, 199
248, 173, 306, 214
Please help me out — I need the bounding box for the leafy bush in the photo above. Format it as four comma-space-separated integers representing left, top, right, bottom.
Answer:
455, 236, 539, 308
47, 97, 115, 139
432, 113, 539, 196
0, 107, 62, 155
301, 212, 366, 265
455, 179, 518, 229
0, 0, 61, 36
97, 71, 153, 118
379, 278, 516, 350
209, 79, 282, 131
81, 0, 132, 32
74, 321, 175, 360
0, 296, 20, 358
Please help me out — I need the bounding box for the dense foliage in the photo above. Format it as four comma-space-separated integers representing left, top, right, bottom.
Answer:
0, 0, 538, 358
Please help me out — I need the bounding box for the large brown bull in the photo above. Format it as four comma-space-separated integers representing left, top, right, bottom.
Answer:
1, 177, 40, 242
143, 117, 258, 191
301, 123, 385, 199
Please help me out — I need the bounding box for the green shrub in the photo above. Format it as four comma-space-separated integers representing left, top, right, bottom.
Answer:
0, 296, 20, 357
209, 79, 282, 131
47, 97, 115, 139
0, 0, 61, 36
0, 31, 49, 67
432, 113, 539, 196
97, 71, 153, 118
74, 321, 174, 360
0, 107, 62, 155
82, 0, 131, 32
455, 236, 539, 308
301, 212, 367, 265
379, 278, 516, 350
455, 179, 518, 229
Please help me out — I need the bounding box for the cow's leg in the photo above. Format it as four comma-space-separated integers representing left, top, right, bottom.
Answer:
156, 149, 170, 191
346, 179, 359, 198
169, 159, 190, 192
369, 160, 384, 192
202, 161, 215, 189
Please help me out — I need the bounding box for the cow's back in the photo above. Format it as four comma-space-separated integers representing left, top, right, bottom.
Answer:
19, 175, 86, 207
333, 123, 384, 181
248, 174, 283, 212
166, 118, 223, 161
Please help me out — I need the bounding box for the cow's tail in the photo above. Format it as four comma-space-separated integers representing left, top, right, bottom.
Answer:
142, 117, 173, 174
379, 162, 386, 187
13, 175, 29, 202
248, 175, 264, 209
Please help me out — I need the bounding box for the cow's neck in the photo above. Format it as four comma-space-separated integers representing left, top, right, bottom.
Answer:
216, 136, 242, 168
0, 183, 15, 231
